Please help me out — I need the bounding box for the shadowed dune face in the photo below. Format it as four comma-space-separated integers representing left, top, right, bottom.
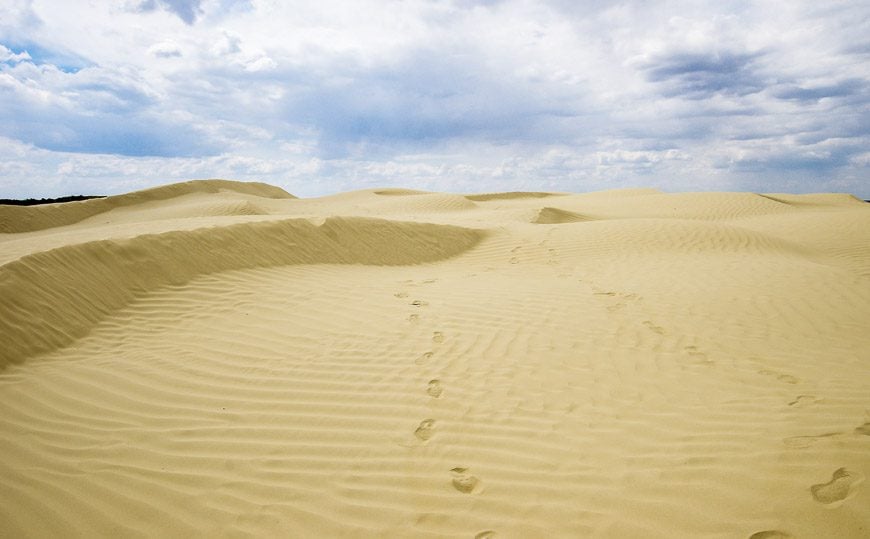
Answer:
1, 181, 869, 538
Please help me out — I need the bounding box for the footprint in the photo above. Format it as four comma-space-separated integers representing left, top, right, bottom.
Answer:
853, 413, 870, 436
427, 379, 443, 398
415, 351, 434, 365
749, 532, 794, 539
432, 331, 445, 344
685, 346, 715, 366
509, 257, 520, 264
394, 291, 409, 298
510, 246, 522, 253
643, 320, 666, 335
422, 279, 437, 284
408, 314, 420, 323
411, 300, 429, 307
475, 531, 496, 539
414, 419, 436, 441
810, 467, 865, 507
788, 395, 819, 407
783, 432, 839, 449
450, 467, 480, 494
758, 369, 799, 385
593, 291, 617, 297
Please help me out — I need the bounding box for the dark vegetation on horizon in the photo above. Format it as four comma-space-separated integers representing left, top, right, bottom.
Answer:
0, 195, 106, 206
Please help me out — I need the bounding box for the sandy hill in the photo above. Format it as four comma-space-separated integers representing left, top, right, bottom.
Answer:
1, 180, 869, 538
0, 179, 295, 234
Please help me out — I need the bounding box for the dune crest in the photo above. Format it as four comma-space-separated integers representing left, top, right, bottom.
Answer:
0, 217, 484, 367
373, 188, 430, 196
531, 206, 593, 224
464, 191, 563, 202
758, 192, 866, 206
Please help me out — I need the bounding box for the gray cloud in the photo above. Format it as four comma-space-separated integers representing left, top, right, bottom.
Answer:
773, 78, 866, 103
132, 0, 252, 25
0, 60, 219, 157
643, 50, 766, 99
135, 0, 204, 24
277, 49, 588, 158
151, 47, 182, 59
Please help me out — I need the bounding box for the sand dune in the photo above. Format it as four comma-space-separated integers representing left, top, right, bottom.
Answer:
0, 179, 294, 234
1, 181, 869, 538
0, 217, 484, 369
531, 207, 594, 224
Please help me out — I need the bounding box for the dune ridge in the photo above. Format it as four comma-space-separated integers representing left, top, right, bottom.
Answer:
373, 188, 430, 196
0, 217, 484, 368
1, 180, 869, 538
464, 191, 564, 202
756, 192, 866, 206
531, 206, 594, 224
0, 179, 294, 234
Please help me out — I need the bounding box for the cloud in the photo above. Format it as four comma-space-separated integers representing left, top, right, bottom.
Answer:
0, 58, 220, 157
276, 45, 591, 159
212, 31, 242, 56
0, 0, 42, 40
148, 41, 183, 58
134, 0, 204, 25
0, 41, 90, 72
773, 78, 866, 103
207, 30, 276, 72
1, 0, 870, 199
643, 50, 766, 99
0, 44, 31, 63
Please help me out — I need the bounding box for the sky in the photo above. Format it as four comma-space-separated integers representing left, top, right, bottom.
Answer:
1, 0, 869, 198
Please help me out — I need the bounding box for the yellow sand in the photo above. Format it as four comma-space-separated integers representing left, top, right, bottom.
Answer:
1, 179, 869, 538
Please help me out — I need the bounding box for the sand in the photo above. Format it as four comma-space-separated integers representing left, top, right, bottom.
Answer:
1, 179, 869, 538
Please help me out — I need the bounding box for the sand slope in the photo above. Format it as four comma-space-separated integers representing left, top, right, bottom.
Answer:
1, 181, 869, 538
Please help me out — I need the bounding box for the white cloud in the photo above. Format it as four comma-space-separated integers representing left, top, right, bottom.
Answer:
244, 56, 277, 72
0, 44, 31, 63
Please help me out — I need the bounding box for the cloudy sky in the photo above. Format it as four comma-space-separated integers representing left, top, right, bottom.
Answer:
1, 0, 869, 198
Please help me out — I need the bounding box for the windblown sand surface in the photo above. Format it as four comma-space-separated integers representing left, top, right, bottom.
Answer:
1, 180, 869, 538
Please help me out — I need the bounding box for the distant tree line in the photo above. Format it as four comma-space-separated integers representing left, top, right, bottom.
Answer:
0, 195, 106, 206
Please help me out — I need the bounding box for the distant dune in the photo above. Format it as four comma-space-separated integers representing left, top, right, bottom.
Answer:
1, 180, 869, 538
0, 179, 294, 234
